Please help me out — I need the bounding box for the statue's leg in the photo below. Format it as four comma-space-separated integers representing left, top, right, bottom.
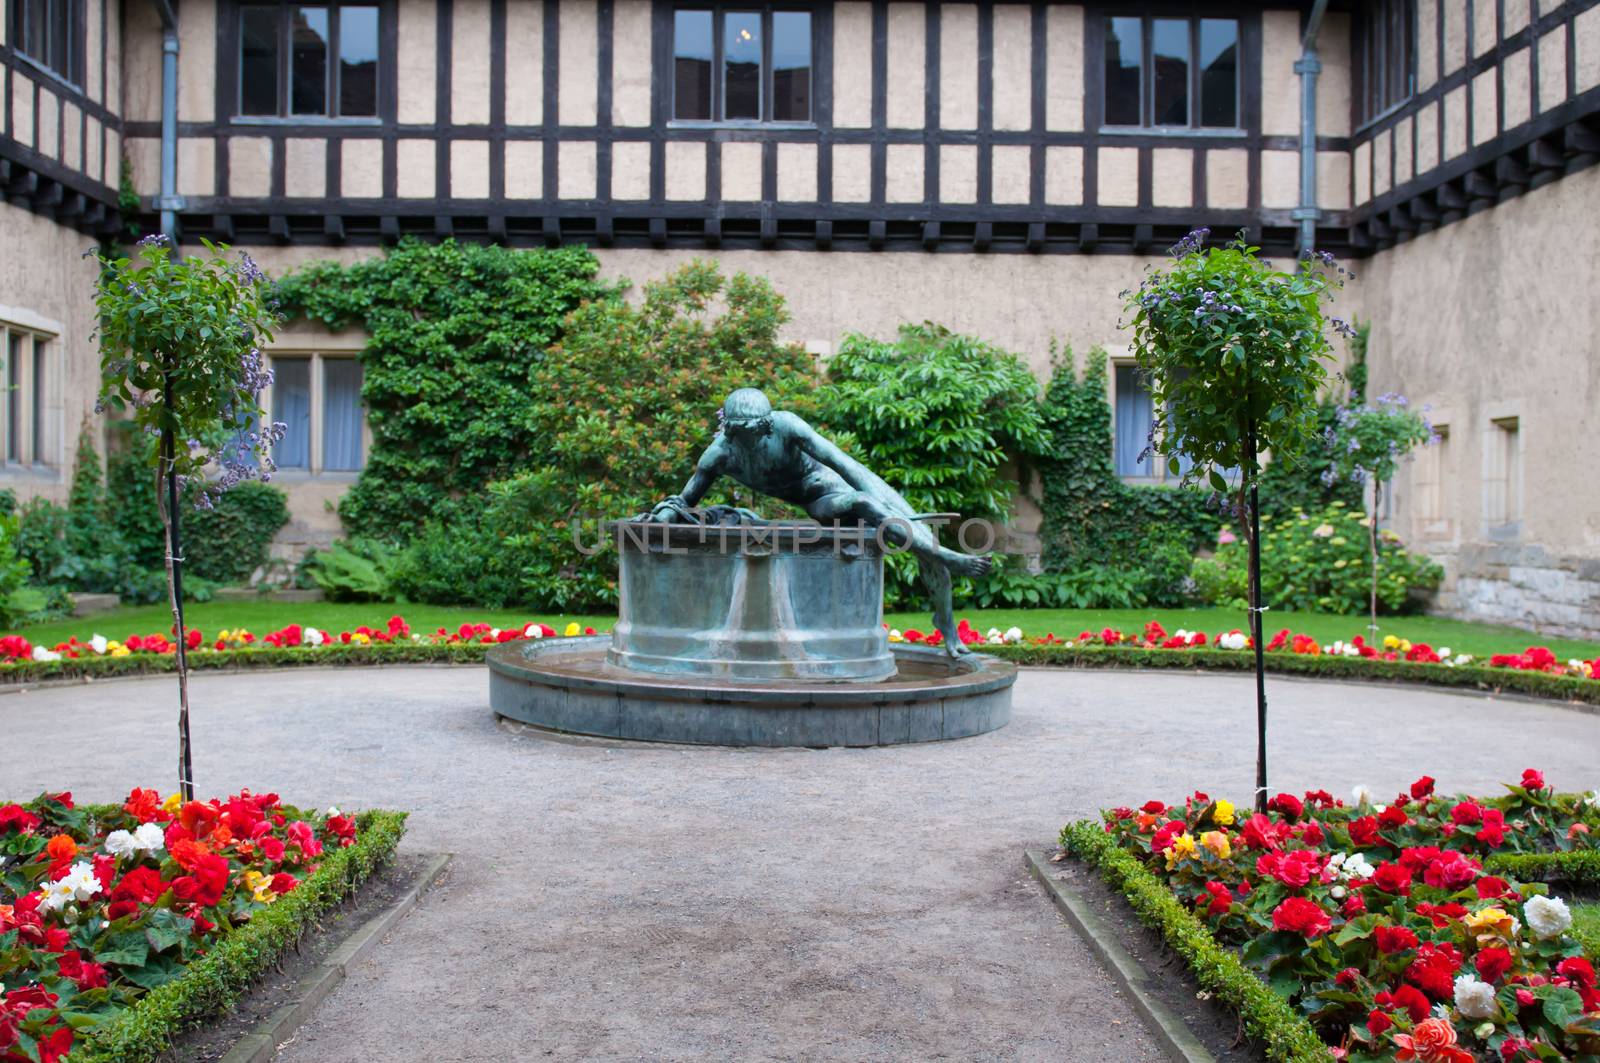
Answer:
917, 555, 968, 657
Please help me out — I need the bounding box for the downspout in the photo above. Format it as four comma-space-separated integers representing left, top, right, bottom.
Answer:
153, 0, 182, 240
1294, 0, 1331, 258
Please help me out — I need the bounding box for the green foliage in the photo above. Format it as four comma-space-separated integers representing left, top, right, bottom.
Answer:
1057, 821, 1333, 1062
182, 481, 290, 584
0, 506, 47, 627
1124, 232, 1348, 492
1484, 851, 1600, 887
1034, 346, 1218, 603
302, 539, 394, 601
1256, 400, 1363, 520
1327, 395, 1436, 489
817, 323, 1048, 521
964, 556, 1141, 610
392, 260, 820, 611
1190, 503, 1443, 615
273, 239, 615, 537
72, 809, 407, 1063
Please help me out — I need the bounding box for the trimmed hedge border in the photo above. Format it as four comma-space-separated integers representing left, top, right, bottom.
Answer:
67, 806, 408, 1063
1483, 849, 1600, 888
1058, 820, 1332, 1062
981, 644, 1600, 707
1, 642, 1596, 712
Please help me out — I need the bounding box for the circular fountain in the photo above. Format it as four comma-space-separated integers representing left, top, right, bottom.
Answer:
487, 520, 1015, 747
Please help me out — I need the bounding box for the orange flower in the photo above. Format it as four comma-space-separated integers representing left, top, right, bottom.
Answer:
209, 824, 235, 849
123, 788, 163, 823
45, 835, 77, 862
1394, 1018, 1474, 1063
169, 837, 212, 872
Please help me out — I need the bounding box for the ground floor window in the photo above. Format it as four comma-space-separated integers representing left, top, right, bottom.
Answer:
1484, 416, 1520, 535
268, 353, 365, 473
1113, 363, 1193, 482
2, 323, 55, 469
1412, 423, 1450, 538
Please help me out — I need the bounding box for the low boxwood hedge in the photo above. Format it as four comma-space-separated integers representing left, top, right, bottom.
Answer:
1058, 820, 1332, 1062
68, 806, 408, 1063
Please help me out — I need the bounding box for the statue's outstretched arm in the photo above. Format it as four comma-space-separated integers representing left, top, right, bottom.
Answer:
789, 415, 913, 516
648, 442, 725, 521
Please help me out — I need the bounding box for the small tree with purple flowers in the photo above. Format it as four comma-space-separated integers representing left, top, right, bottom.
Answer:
92, 236, 284, 800
1123, 229, 1353, 812
1324, 393, 1436, 636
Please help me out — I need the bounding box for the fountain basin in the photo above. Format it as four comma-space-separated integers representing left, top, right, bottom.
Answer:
487, 636, 1016, 747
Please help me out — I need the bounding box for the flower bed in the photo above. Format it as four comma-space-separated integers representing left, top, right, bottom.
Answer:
1064, 771, 1600, 1062
0, 616, 1596, 707
0, 790, 406, 1063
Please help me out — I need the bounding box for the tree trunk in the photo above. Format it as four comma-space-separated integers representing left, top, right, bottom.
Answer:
1369, 479, 1381, 637
158, 390, 196, 801
1243, 426, 1268, 814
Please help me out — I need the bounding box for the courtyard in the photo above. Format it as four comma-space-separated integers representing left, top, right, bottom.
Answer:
5, 665, 1597, 1060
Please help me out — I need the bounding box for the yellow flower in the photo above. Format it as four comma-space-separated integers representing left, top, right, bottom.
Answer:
110, 647, 131, 657
1200, 830, 1232, 860
1165, 833, 1197, 870
353, 632, 371, 645
1465, 906, 1518, 945
1400, 639, 1412, 652
107, 640, 122, 650
563, 622, 580, 637
161, 792, 182, 814
1212, 799, 1235, 826
1383, 635, 1401, 649
240, 869, 277, 904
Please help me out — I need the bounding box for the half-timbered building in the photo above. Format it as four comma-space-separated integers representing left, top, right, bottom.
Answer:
3, 0, 1599, 634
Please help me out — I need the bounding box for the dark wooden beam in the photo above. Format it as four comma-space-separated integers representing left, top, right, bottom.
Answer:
324, 215, 346, 243
703, 216, 721, 248
487, 214, 507, 243
268, 215, 291, 243
1494, 154, 1528, 189
541, 216, 561, 247
1527, 137, 1564, 171
1407, 196, 1439, 223
1386, 206, 1416, 233
1078, 222, 1098, 252
814, 219, 832, 251
648, 216, 666, 247
1026, 221, 1044, 253
1131, 223, 1153, 253
1435, 182, 1466, 210
380, 215, 401, 244
868, 219, 885, 251
214, 214, 236, 241
1564, 123, 1600, 156
973, 221, 992, 253
594, 215, 613, 247
433, 215, 454, 238
759, 204, 776, 249
921, 221, 940, 251
1463, 170, 1496, 198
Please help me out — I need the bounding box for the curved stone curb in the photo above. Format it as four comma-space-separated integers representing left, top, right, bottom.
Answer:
217, 852, 453, 1063
1024, 850, 1215, 1063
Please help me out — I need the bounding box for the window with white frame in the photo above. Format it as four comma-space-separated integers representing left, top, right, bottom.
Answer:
1113, 363, 1195, 482
1484, 417, 1520, 533
2, 322, 56, 469
267, 353, 365, 472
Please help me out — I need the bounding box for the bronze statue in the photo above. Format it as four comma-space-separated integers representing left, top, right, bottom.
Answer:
646, 388, 992, 656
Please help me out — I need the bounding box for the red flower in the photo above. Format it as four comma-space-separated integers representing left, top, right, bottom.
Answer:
1348, 815, 1381, 847
35, 1026, 74, 1063
1270, 896, 1331, 938
1239, 814, 1282, 851
1556, 956, 1595, 989
258, 835, 286, 862
1256, 849, 1322, 889
1475, 875, 1512, 900
55, 951, 108, 990
1376, 984, 1431, 1023
287, 820, 323, 859
1367, 1009, 1394, 1035
269, 871, 300, 894
0, 804, 41, 833
1371, 861, 1412, 895
1520, 768, 1546, 790
1202, 881, 1232, 915
1422, 851, 1480, 890
1450, 801, 1482, 826
1267, 793, 1304, 820
1374, 924, 1419, 953
170, 852, 230, 907
1405, 943, 1463, 1000
1477, 808, 1506, 848
1377, 805, 1409, 830
1475, 946, 1514, 983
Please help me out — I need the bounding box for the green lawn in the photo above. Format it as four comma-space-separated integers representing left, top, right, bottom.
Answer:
1576, 903, 1600, 961
7, 601, 1598, 661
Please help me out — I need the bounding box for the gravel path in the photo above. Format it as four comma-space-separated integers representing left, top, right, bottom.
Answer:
3, 666, 1597, 1062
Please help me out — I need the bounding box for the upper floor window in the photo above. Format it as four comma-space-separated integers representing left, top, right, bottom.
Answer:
1103, 15, 1238, 130
238, 2, 380, 118
673, 6, 813, 124
9, 0, 86, 85
1356, 0, 1415, 124
2, 323, 55, 469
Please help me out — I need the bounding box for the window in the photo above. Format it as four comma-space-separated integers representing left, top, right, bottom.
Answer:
1484, 417, 1520, 533
1357, 0, 1414, 124
238, 3, 381, 118
1102, 15, 1238, 130
9, 0, 86, 84
1113, 365, 1195, 481
1, 323, 54, 468
673, 6, 813, 123
268, 354, 365, 473
1412, 424, 1450, 536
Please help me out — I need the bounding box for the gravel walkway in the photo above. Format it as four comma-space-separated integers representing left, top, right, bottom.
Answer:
3, 666, 1597, 1062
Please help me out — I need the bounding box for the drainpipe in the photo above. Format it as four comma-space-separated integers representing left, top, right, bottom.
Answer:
153, 0, 183, 240
1293, 0, 1331, 258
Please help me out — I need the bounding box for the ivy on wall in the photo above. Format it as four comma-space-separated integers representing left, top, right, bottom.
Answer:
273, 240, 616, 538
1035, 346, 1220, 575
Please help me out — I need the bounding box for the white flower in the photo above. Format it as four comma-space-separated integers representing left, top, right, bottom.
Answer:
30, 645, 60, 662
1351, 784, 1375, 806
888, 629, 902, 640
1340, 853, 1375, 880
1524, 895, 1572, 940
987, 634, 1003, 645
1453, 975, 1498, 1019
303, 627, 325, 647
1219, 631, 1248, 650
89, 634, 108, 655
327, 806, 341, 817
524, 623, 544, 639
1585, 791, 1600, 810
40, 861, 102, 911
490, 628, 501, 639
103, 830, 138, 857
1328, 852, 1347, 868
985, 627, 1001, 640
1003, 626, 1023, 644
1331, 885, 1347, 899
132, 822, 165, 852
1174, 629, 1192, 640
38, 878, 76, 913
1454, 654, 1473, 666
1437, 647, 1451, 658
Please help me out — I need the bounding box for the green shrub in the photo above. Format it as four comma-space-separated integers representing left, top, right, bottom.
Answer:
302, 538, 394, 601
183, 481, 290, 584
0, 507, 47, 627
962, 555, 1141, 610
1132, 525, 1195, 607
274, 240, 616, 538
1191, 502, 1443, 614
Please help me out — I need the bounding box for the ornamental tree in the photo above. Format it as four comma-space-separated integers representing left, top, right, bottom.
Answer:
1123, 228, 1353, 811
92, 235, 283, 799
1324, 392, 1436, 635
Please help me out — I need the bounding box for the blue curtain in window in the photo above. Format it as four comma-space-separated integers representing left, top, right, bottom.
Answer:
1114, 365, 1154, 476
272, 358, 311, 468
322, 360, 364, 470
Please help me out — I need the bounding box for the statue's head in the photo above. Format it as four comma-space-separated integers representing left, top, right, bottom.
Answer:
719, 388, 774, 440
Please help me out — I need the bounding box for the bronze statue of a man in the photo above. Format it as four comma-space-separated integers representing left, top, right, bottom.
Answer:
647, 388, 992, 656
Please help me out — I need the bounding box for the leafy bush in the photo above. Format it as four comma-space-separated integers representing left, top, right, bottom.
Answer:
962, 555, 1141, 609
1132, 525, 1195, 607
1191, 502, 1443, 615
0, 507, 47, 627
300, 538, 393, 601
274, 240, 616, 538
183, 481, 289, 584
